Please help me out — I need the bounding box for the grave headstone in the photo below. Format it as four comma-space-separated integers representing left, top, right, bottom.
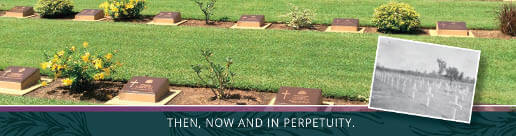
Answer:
274, 86, 322, 105
237, 15, 265, 27
331, 18, 359, 32
5, 6, 34, 18
74, 9, 104, 21
152, 12, 182, 24
119, 76, 169, 103
436, 21, 468, 36
0, 66, 40, 90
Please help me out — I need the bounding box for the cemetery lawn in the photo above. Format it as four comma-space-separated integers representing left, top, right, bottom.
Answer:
0, 0, 504, 30
0, 94, 93, 105
0, 18, 515, 105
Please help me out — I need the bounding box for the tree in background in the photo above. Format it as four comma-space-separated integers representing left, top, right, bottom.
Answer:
436, 59, 464, 84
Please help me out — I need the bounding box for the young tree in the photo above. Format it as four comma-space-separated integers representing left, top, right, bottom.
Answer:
436, 59, 464, 84
191, 0, 217, 25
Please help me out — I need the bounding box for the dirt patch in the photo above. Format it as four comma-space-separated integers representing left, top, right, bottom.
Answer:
25, 79, 123, 104
168, 87, 275, 105
269, 23, 328, 31
181, 19, 235, 28
24, 78, 365, 105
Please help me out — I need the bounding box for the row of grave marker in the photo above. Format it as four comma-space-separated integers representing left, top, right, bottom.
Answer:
4, 6, 472, 37
0, 66, 326, 105
374, 71, 468, 119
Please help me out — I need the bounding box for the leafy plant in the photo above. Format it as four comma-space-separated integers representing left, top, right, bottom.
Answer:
34, 0, 74, 18
99, 0, 146, 19
372, 2, 421, 33
497, 3, 516, 36
283, 3, 315, 30
40, 41, 122, 92
191, 49, 235, 99
191, 0, 217, 24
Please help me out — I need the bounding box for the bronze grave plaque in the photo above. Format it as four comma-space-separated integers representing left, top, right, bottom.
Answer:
119, 76, 169, 103
331, 18, 359, 31
75, 9, 104, 21
237, 15, 265, 27
0, 66, 40, 90
5, 6, 35, 17
436, 21, 468, 36
274, 86, 322, 105
153, 12, 182, 24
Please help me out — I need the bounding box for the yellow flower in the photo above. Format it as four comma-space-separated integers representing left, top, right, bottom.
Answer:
93, 59, 103, 69
41, 81, 48, 87
81, 52, 90, 62
62, 78, 73, 86
58, 50, 65, 56
57, 65, 64, 70
105, 53, 113, 60
51, 64, 57, 71
83, 42, 89, 48
70, 46, 76, 52
40, 62, 51, 70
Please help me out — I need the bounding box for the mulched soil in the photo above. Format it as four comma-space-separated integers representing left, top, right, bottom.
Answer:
24, 78, 366, 105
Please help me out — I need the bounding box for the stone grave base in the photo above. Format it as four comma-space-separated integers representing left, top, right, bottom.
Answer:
2, 13, 37, 18
147, 20, 188, 26
429, 30, 475, 38
72, 17, 108, 22
105, 89, 181, 105
267, 97, 335, 105
230, 23, 272, 30
325, 26, 365, 33
0, 78, 53, 96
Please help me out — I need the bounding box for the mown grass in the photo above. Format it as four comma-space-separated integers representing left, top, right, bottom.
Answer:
0, 18, 515, 104
0, 0, 505, 29
0, 94, 93, 105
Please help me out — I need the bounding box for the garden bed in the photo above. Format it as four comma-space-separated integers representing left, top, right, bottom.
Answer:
24, 78, 366, 105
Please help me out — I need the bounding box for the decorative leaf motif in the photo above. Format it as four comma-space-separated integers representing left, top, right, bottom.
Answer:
0, 112, 92, 136
409, 112, 516, 136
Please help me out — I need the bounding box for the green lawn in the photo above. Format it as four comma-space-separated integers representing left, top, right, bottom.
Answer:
0, 18, 514, 104
0, 94, 93, 105
0, 0, 506, 29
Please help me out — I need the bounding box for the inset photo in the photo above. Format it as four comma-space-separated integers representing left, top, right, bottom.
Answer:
369, 36, 481, 123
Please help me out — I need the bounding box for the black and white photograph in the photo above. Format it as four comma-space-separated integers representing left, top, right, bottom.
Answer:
369, 36, 481, 123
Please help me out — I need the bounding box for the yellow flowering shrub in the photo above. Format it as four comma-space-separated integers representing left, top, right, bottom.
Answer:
99, 0, 146, 19
372, 2, 421, 33
41, 41, 122, 91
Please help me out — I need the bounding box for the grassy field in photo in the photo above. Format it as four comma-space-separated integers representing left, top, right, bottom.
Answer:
0, 18, 514, 104
0, 0, 505, 29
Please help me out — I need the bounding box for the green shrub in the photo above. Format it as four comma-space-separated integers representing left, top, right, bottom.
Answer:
372, 2, 421, 33
497, 3, 516, 36
191, 49, 235, 99
283, 3, 315, 30
35, 0, 74, 18
40, 42, 122, 92
191, 0, 217, 24
99, 0, 146, 19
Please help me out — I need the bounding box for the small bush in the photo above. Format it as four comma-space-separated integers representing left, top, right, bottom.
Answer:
35, 0, 74, 18
372, 2, 421, 33
99, 0, 146, 19
191, 49, 235, 99
497, 3, 516, 36
191, 0, 217, 24
41, 42, 122, 92
283, 3, 315, 30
